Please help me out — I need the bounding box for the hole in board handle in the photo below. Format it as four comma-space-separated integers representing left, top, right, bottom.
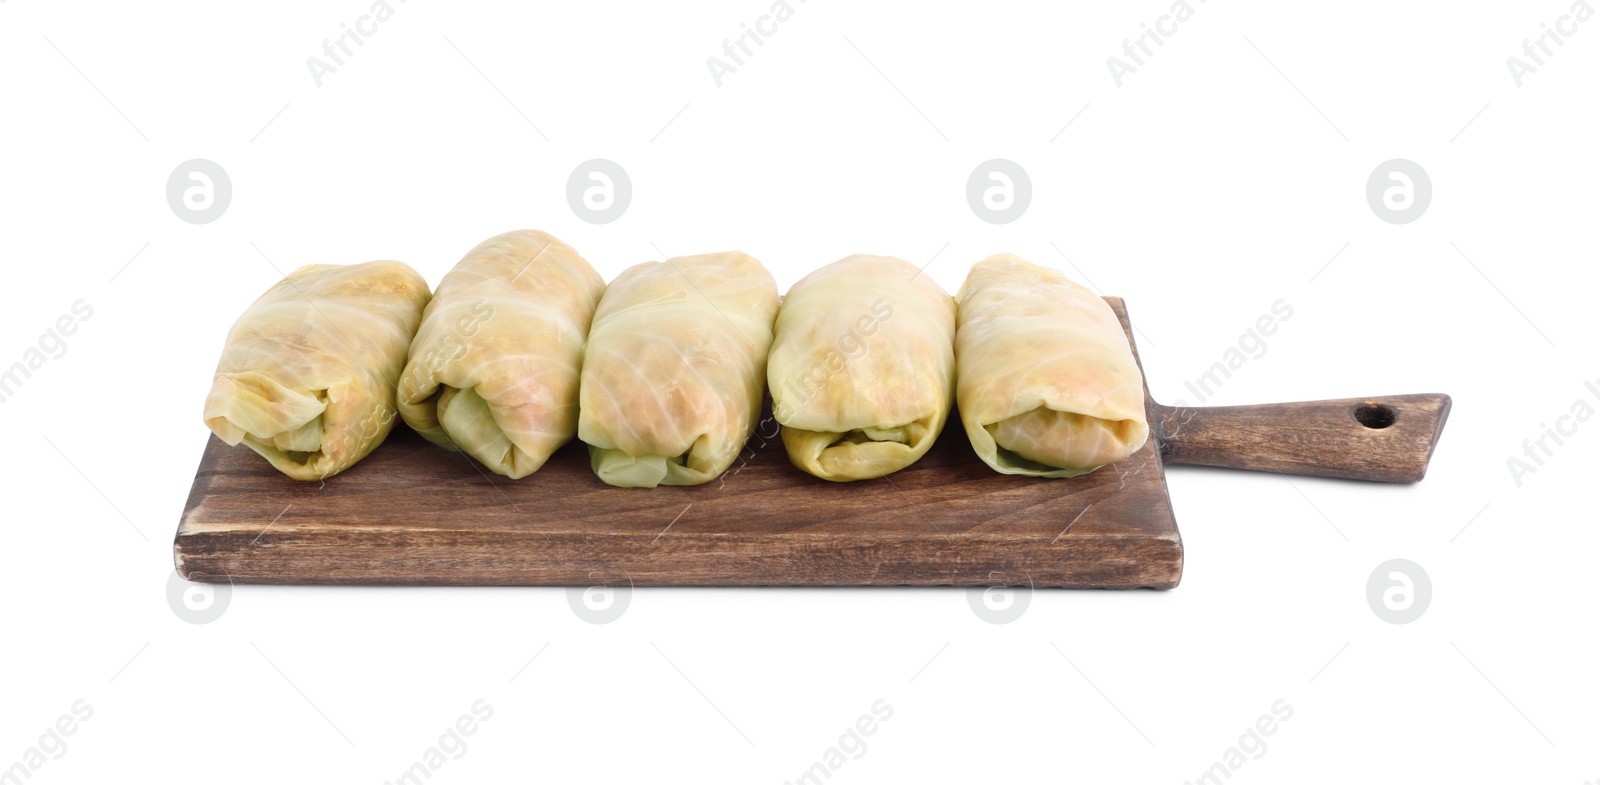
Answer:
1352, 403, 1398, 429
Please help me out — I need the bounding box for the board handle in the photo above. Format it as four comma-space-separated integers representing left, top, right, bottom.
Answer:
1150, 393, 1451, 483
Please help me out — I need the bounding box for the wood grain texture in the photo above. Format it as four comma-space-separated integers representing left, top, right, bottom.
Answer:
1152, 394, 1452, 482
174, 296, 1456, 588
175, 298, 1184, 589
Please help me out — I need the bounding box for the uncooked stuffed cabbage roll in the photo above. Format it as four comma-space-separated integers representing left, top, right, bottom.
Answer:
396, 231, 605, 478
768, 255, 956, 481
203, 261, 430, 480
578, 251, 779, 487
955, 254, 1149, 477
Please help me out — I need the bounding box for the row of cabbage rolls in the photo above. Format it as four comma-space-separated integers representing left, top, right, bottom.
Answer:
202, 230, 1149, 486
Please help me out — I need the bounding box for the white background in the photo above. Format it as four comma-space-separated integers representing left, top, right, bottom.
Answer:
2, 1, 1597, 782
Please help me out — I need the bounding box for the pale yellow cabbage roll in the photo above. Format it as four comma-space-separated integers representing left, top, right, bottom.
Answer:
578, 252, 779, 487
768, 255, 956, 481
397, 230, 605, 478
955, 254, 1149, 477
203, 261, 430, 480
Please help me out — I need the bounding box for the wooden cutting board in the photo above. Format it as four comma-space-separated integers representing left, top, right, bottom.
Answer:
173, 298, 1451, 589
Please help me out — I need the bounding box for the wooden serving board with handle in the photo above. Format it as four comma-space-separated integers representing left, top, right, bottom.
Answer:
173, 298, 1451, 589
